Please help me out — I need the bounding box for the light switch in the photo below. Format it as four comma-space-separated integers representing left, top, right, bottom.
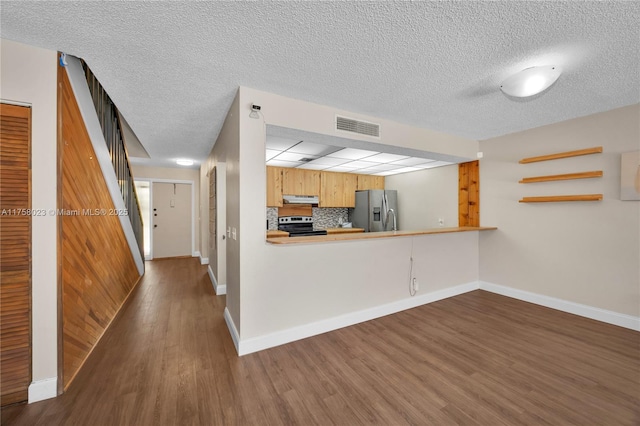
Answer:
170, 198, 175, 208
232, 227, 237, 240
227, 227, 231, 237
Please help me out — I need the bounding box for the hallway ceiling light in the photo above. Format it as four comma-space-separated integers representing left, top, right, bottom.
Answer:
176, 159, 194, 166
500, 66, 561, 98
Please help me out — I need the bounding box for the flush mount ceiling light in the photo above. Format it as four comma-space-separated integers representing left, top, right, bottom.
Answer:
176, 159, 194, 166
500, 65, 561, 98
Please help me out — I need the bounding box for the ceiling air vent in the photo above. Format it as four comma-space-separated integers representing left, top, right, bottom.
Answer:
336, 116, 380, 138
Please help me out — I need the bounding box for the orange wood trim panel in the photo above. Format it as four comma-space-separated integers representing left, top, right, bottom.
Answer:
458, 160, 479, 227
57, 58, 65, 396
519, 147, 603, 164
519, 194, 603, 203
0, 103, 32, 406
59, 67, 141, 389
519, 170, 603, 183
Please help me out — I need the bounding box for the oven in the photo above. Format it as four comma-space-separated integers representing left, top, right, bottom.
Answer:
278, 216, 328, 237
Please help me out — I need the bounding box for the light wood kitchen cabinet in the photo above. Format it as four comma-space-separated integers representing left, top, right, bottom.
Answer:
357, 174, 385, 190
320, 171, 358, 207
282, 168, 320, 197
267, 166, 284, 207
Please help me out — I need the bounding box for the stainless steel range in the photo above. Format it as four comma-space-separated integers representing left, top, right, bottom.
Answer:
278, 216, 328, 237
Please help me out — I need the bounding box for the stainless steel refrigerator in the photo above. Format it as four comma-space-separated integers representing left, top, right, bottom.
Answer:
350, 190, 398, 232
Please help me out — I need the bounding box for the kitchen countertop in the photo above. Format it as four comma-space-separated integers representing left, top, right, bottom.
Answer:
266, 230, 289, 237
266, 226, 497, 244
325, 227, 365, 234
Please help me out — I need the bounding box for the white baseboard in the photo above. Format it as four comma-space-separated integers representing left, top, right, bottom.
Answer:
224, 307, 240, 353
199, 255, 209, 265
479, 281, 640, 331
28, 377, 57, 403
208, 265, 226, 295
237, 281, 479, 356
193, 250, 200, 258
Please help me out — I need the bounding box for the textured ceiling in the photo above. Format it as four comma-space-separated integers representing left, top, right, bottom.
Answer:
2, 2, 639, 168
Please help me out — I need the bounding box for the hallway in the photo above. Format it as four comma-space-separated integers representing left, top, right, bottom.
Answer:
2, 258, 639, 425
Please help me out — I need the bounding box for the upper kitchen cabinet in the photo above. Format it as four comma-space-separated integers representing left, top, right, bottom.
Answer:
320, 171, 358, 207
267, 166, 284, 207
282, 168, 320, 197
357, 175, 385, 190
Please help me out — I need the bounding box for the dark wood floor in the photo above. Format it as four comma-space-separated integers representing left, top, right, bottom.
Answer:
2, 258, 639, 425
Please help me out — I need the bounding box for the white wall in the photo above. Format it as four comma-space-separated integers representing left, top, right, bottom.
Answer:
385, 165, 459, 230
480, 104, 640, 317
206, 92, 241, 329
132, 165, 200, 254
236, 87, 481, 344
1, 39, 58, 395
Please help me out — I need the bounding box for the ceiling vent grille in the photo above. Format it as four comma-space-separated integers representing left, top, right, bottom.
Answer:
336, 116, 380, 138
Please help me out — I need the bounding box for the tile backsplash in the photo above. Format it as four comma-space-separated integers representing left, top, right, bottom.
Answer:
312, 207, 349, 230
266, 207, 278, 230
266, 207, 349, 230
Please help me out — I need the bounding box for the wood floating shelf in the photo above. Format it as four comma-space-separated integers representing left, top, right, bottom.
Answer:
519, 170, 603, 184
519, 194, 603, 203
519, 146, 602, 164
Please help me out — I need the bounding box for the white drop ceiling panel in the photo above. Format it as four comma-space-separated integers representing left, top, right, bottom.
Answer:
307, 156, 352, 166
325, 165, 360, 172
327, 148, 380, 160
288, 141, 340, 156
390, 166, 422, 174
341, 160, 380, 169
266, 149, 280, 160
267, 159, 304, 167
360, 164, 401, 172
297, 163, 330, 170
390, 157, 437, 166
275, 152, 318, 162
265, 136, 301, 151
364, 153, 410, 163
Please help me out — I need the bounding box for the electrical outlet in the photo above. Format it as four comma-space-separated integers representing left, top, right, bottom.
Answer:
438, 218, 444, 227
412, 278, 419, 292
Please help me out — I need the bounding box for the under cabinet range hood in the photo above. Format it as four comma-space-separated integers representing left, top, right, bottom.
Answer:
283, 195, 319, 204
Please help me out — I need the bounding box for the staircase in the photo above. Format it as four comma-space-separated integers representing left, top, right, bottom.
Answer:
63, 54, 145, 274
81, 61, 144, 261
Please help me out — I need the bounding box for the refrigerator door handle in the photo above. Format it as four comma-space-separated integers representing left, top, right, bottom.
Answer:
382, 192, 388, 229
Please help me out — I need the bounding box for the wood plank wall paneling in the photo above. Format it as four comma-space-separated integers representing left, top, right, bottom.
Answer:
458, 160, 479, 227
59, 66, 140, 389
0, 103, 32, 406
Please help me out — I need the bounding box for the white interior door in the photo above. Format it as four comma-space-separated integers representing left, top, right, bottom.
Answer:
152, 182, 192, 258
